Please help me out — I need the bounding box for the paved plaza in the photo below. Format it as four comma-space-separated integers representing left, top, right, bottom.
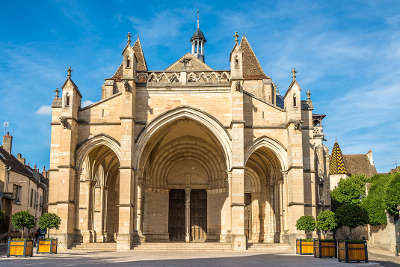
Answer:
0, 249, 399, 267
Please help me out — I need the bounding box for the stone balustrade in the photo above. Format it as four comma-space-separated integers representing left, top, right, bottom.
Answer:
136, 70, 231, 85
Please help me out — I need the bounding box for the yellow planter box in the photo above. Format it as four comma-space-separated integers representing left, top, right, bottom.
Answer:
296, 239, 314, 255
338, 240, 368, 263
7, 239, 33, 257
37, 239, 58, 254
313, 239, 337, 258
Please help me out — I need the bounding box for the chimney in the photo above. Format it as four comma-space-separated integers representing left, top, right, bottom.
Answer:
2, 132, 12, 153
17, 153, 26, 165
367, 150, 374, 166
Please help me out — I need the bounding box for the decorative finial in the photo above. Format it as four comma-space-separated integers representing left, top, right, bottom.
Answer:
306, 89, 311, 100
127, 32, 131, 45
234, 32, 239, 45
197, 9, 200, 29
67, 66, 72, 79
291, 68, 297, 80
54, 88, 60, 98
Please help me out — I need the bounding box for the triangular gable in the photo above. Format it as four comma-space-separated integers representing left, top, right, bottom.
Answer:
330, 142, 347, 175
240, 36, 268, 80
62, 77, 82, 97
165, 53, 213, 71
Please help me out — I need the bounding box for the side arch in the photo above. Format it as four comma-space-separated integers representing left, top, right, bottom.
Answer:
135, 106, 232, 170
75, 134, 121, 174
245, 136, 288, 172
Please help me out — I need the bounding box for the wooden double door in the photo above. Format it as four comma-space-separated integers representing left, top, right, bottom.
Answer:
168, 189, 207, 242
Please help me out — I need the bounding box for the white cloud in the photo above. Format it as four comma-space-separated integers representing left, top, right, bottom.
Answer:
82, 100, 94, 107
35, 105, 52, 116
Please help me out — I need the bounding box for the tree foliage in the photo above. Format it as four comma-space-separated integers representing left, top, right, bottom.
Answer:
316, 210, 337, 235
11, 211, 34, 238
335, 203, 369, 228
384, 172, 400, 218
296, 215, 316, 235
331, 174, 368, 209
39, 213, 61, 238
361, 174, 388, 226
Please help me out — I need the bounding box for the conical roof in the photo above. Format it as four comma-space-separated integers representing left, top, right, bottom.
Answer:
330, 142, 347, 175
191, 28, 206, 42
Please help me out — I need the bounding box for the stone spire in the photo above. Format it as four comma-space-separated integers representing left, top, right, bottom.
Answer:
190, 10, 206, 62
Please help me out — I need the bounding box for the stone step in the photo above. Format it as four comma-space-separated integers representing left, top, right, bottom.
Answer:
133, 242, 233, 251
247, 243, 292, 252
71, 242, 117, 251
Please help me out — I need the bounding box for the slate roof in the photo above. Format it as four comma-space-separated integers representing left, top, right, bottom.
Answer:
191, 29, 206, 42
343, 154, 377, 177
329, 142, 347, 175
0, 146, 47, 188
276, 95, 284, 109
240, 37, 269, 80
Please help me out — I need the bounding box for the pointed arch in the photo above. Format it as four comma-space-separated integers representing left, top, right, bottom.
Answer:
75, 134, 121, 175
135, 106, 232, 171
245, 136, 288, 172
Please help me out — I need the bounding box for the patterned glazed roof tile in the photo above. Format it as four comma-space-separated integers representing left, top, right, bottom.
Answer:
240, 37, 269, 80
329, 142, 347, 175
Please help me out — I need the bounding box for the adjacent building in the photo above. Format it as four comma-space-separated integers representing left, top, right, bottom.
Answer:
329, 141, 377, 189
0, 132, 49, 234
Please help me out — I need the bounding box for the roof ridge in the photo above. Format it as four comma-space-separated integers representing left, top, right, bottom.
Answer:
133, 37, 148, 71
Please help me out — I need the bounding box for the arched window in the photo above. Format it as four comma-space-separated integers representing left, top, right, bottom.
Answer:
293, 94, 297, 107
65, 93, 70, 107
126, 56, 131, 68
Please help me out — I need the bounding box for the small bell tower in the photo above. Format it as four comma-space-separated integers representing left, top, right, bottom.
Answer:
190, 10, 206, 62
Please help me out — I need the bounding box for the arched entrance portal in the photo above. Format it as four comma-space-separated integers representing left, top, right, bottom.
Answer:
137, 118, 228, 242
245, 145, 283, 243
77, 144, 120, 243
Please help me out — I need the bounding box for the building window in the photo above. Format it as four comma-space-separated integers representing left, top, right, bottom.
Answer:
13, 184, 22, 205
30, 189, 33, 207
34, 191, 37, 209
40, 195, 43, 212
126, 56, 131, 68
293, 94, 297, 107
66, 94, 70, 106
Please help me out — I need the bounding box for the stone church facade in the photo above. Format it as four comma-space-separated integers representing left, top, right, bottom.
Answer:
48, 26, 330, 250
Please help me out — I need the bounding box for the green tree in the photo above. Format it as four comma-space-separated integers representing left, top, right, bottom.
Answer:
11, 211, 35, 238
296, 215, 316, 238
316, 210, 337, 238
384, 172, 400, 219
38, 213, 61, 239
335, 203, 368, 228
361, 174, 388, 226
331, 174, 368, 209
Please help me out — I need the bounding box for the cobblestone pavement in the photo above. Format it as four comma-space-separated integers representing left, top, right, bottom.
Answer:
0, 249, 398, 267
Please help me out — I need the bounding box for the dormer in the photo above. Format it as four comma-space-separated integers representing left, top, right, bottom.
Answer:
122, 32, 137, 80
230, 32, 243, 80
60, 66, 81, 119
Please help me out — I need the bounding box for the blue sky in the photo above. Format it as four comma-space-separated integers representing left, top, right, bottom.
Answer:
0, 0, 399, 172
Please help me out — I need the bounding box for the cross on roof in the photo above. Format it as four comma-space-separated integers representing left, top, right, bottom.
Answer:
291, 67, 297, 80
234, 32, 239, 44
67, 66, 72, 78
127, 32, 131, 45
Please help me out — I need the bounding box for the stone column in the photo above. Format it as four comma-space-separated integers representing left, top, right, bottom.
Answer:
79, 180, 93, 243
136, 177, 144, 242
102, 186, 108, 242
93, 185, 103, 242
264, 184, 275, 243
185, 188, 191, 242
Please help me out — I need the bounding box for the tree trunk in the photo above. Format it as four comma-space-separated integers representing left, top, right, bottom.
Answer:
22, 227, 24, 239
48, 228, 50, 239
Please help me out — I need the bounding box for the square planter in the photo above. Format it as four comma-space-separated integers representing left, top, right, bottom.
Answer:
313, 239, 337, 258
37, 239, 58, 254
296, 239, 314, 255
7, 239, 33, 257
337, 240, 368, 263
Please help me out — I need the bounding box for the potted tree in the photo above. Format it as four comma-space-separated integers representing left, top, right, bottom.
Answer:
37, 213, 61, 254
295, 215, 316, 255
314, 210, 337, 258
7, 211, 35, 257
